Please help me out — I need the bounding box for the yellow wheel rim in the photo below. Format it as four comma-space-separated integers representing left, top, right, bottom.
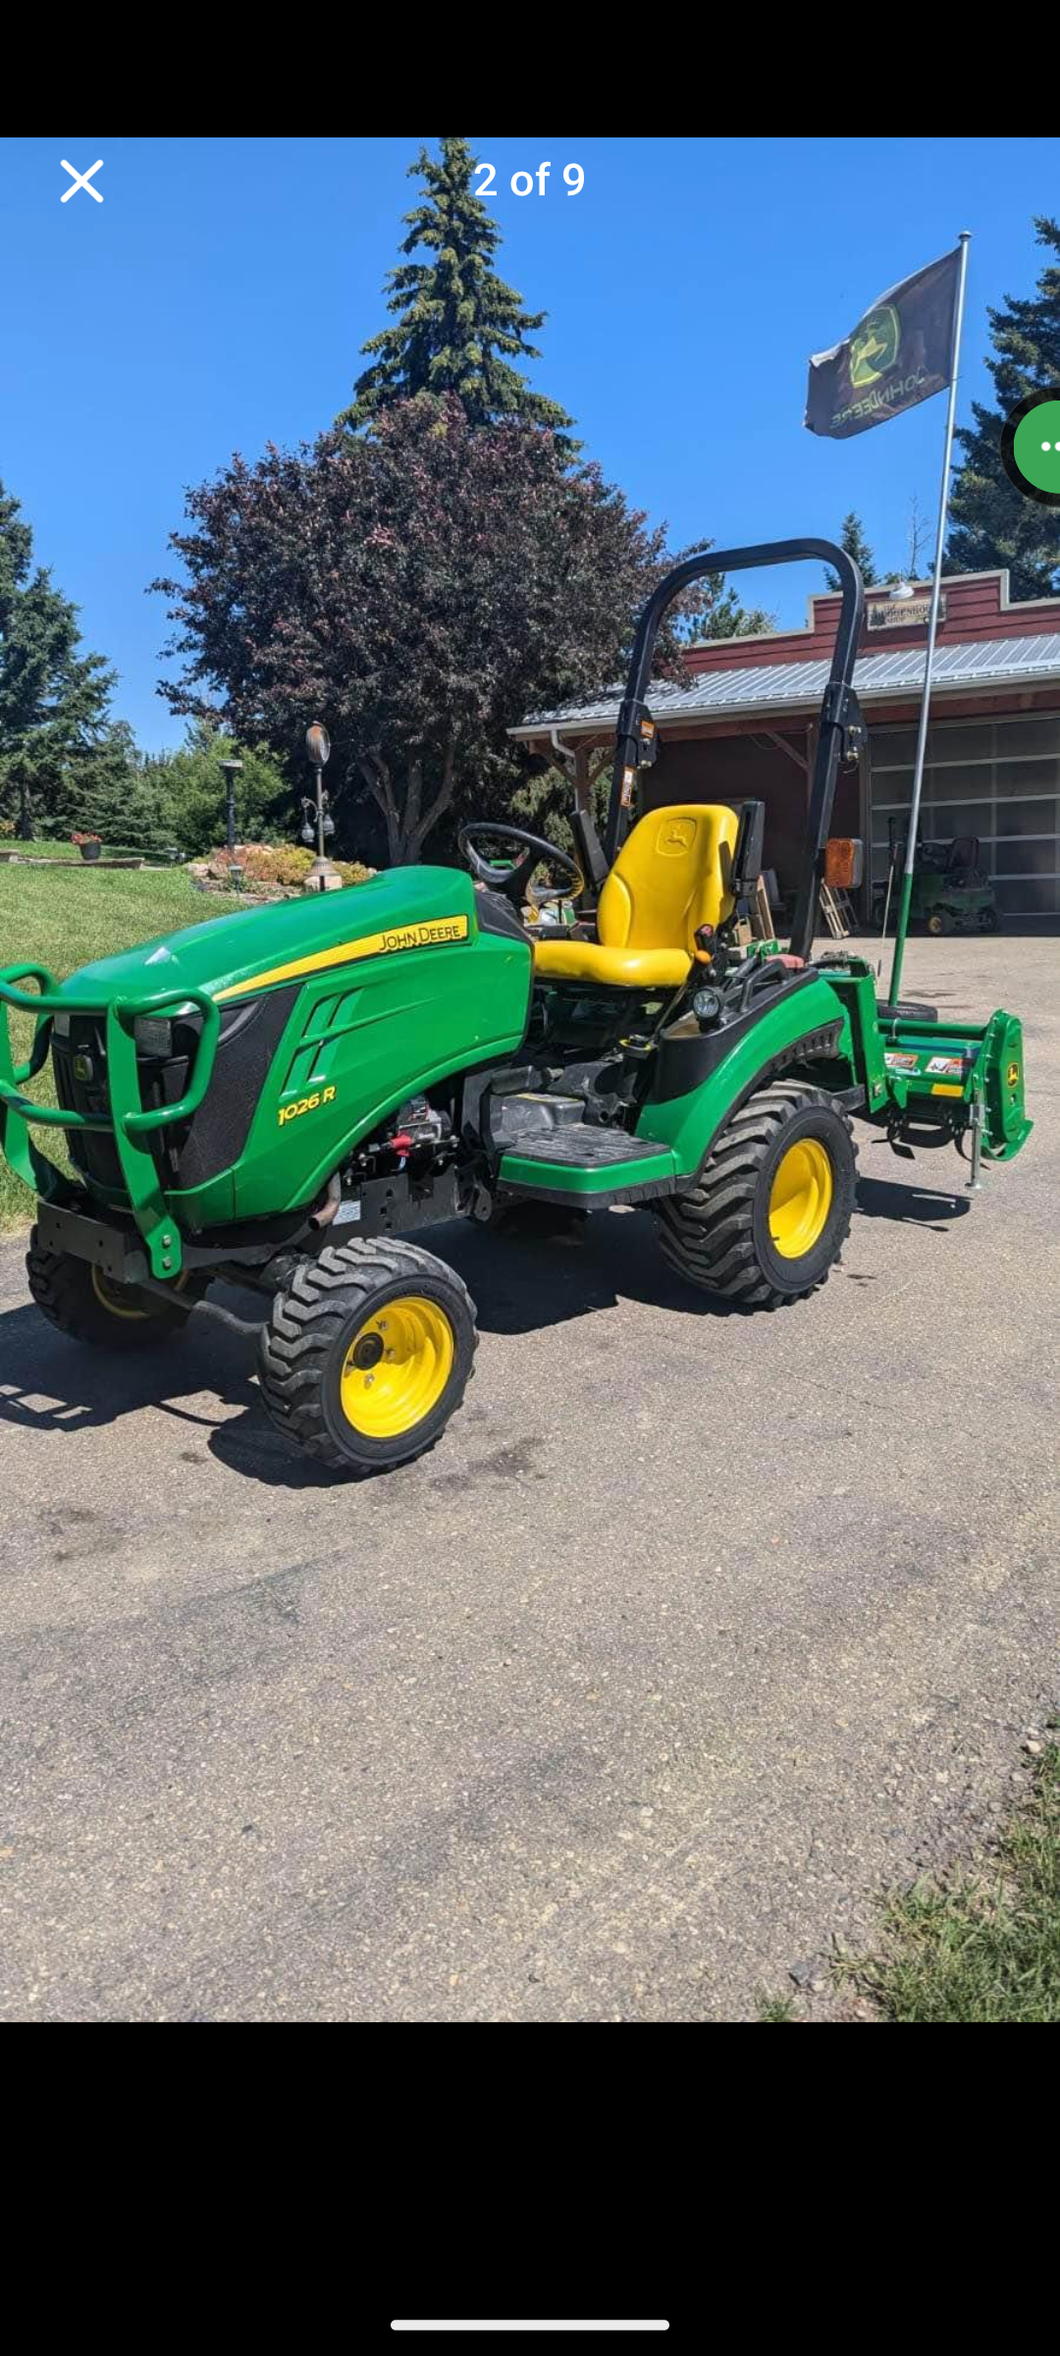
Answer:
90, 1266, 188, 1320
768, 1138, 834, 1259
340, 1295, 454, 1438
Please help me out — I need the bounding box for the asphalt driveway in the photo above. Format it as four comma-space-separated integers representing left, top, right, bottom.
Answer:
1, 929, 1057, 2020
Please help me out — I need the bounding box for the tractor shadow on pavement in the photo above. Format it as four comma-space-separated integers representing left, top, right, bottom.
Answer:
0, 1220, 748, 1494
0, 1167, 971, 1488
854, 1175, 971, 1229
436, 1211, 751, 1335
0, 1290, 344, 1489
0, 1293, 258, 1435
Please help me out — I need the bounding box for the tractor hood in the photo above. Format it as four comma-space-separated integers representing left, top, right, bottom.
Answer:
53, 865, 480, 1010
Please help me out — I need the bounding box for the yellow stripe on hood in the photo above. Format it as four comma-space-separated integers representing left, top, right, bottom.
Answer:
216, 914, 470, 1002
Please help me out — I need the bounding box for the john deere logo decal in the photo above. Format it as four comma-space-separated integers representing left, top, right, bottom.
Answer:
850, 304, 900, 387
218, 914, 470, 1001
1007, 1060, 1020, 1088
658, 818, 696, 856
806, 250, 960, 442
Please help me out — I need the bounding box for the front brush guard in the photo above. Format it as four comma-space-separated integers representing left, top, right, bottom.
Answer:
0, 964, 221, 1277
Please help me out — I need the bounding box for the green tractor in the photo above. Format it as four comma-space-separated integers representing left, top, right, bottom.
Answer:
0, 541, 1031, 1476
874, 816, 1001, 936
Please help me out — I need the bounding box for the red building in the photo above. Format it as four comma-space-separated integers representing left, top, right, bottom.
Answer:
513, 568, 1060, 918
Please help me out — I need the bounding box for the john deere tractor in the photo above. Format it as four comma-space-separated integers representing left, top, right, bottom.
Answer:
0, 542, 1031, 1475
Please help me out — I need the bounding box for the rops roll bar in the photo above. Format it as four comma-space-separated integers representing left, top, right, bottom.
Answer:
605, 538, 865, 965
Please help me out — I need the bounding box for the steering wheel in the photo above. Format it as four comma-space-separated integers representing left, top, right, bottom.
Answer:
458, 823, 584, 911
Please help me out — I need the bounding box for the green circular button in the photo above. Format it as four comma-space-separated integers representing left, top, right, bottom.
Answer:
1001, 389, 1060, 507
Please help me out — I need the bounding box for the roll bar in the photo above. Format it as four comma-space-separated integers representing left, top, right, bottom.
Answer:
605, 538, 865, 964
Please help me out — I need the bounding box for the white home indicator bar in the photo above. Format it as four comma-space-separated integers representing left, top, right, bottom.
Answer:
391, 2329, 669, 2336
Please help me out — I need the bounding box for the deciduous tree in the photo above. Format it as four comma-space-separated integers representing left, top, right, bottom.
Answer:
155, 397, 693, 865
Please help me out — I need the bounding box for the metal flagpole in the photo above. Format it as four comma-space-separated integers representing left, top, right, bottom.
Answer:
888, 231, 971, 1006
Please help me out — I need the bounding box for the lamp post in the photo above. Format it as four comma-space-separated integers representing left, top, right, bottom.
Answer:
302, 723, 340, 891
221, 757, 243, 854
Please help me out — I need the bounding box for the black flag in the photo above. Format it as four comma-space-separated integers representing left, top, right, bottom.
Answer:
805, 248, 962, 440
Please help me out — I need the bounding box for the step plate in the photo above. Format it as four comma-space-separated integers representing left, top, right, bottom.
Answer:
497, 1127, 677, 1209
504, 1129, 672, 1169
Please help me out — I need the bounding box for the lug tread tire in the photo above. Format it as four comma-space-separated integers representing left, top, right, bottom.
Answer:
258, 1237, 477, 1474
655, 1081, 856, 1308
26, 1232, 199, 1348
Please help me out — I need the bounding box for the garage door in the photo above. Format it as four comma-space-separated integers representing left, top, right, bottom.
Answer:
869, 711, 1060, 914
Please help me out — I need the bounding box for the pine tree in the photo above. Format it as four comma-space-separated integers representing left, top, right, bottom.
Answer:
824, 512, 880, 592
75, 723, 173, 852
340, 136, 573, 435
691, 579, 777, 639
0, 479, 122, 836
947, 216, 1060, 600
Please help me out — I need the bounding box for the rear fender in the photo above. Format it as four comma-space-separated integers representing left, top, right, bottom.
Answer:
636, 973, 853, 1178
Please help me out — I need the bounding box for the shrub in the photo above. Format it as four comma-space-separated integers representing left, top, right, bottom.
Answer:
207, 843, 374, 888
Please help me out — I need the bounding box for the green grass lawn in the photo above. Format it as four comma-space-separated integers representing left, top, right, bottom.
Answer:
0, 864, 242, 1233
842, 1738, 1060, 2022
0, 839, 164, 863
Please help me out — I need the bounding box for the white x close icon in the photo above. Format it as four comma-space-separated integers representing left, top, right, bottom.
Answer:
60, 158, 104, 203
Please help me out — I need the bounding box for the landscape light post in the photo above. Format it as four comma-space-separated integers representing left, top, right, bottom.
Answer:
302, 723, 340, 891
221, 757, 243, 854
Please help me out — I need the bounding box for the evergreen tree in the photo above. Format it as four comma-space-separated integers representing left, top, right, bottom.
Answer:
75, 723, 173, 852
340, 136, 573, 435
693, 580, 777, 639
824, 511, 880, 592
0, 479, 125, 836
679, 556, 776, 642
947, 216, 1060, 600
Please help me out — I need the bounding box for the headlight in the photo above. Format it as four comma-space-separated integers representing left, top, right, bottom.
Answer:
133, 1016, 174, 1057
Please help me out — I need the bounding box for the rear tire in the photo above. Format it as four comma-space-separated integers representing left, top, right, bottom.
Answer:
26, 1233, 203, 1348
258, 1237, 477, 1474
655, 1081, 857, 1308
927, 907, 953, 935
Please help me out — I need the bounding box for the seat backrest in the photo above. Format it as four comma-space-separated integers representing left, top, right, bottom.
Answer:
596, 804, 740, 957
945, 834, 980, 881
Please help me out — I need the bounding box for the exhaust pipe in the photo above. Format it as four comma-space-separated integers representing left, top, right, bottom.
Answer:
311, 1171, 343, 1229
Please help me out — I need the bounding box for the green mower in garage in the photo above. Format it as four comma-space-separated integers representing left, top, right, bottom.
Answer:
0, 541, 1032, 1475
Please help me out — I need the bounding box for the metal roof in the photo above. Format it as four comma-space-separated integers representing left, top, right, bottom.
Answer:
512, 632, 1060, 739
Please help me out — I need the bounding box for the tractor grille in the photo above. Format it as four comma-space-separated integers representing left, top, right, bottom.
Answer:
50, 985, 300, 1196
51, 1016, 124, 1188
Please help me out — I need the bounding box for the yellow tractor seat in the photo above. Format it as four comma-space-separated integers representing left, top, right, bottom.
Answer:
534, 803, 740, 989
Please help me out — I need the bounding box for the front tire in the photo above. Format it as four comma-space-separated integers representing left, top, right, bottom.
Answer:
258, 1237, 477, 1474
655, 1081, 857, 1308
26, 1233, 203, 1347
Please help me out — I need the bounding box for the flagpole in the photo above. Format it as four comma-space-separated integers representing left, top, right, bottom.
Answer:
888, 231, 971, 1005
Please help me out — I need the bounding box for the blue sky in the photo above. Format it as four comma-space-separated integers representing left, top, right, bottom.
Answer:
2, 135, 1057, 749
